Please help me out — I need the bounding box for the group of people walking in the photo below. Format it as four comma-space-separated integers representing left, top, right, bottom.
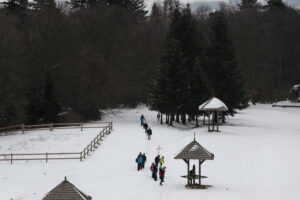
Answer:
140, 114, 152, 140
150, 155, 166, 185
136, 114, 166, 185
135, 152, 147, 171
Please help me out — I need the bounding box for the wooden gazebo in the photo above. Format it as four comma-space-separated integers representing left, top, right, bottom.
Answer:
174, 139, 214, 189
42, 177, 92, 200
199, 97, 228, 132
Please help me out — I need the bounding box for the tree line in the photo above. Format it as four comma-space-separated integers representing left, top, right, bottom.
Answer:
148, 2, 247, 126
0, 0, 299, 126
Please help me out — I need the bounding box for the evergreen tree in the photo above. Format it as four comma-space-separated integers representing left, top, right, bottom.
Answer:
41, 71, 61, 123
238, 0, 259, 9
26, 71, 61, 123
32, 0, 56, 11
207, 11, 248, 115
148, 3, 211, 125
106, 0, 147, 18
70, 0, 100, 9
150, 3, 163, 23
267, 0, 285, 9
2, 0, 28, 15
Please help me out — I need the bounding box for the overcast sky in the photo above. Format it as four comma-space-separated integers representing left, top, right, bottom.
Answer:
145, 0, 300, 10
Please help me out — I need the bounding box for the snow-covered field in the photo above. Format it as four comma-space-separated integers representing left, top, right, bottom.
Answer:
0, 127, 101, 153
1, 104, 300, 200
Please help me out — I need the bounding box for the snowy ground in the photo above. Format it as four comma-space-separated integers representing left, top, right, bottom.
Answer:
0, 104, 300, 200
0, 126, 101, 154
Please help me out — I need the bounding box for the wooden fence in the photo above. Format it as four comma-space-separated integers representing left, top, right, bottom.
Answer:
0, 122, 112, 164
0, 122, 112, 135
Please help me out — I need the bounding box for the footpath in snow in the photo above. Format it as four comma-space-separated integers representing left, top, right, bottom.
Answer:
0, 104, 300, 200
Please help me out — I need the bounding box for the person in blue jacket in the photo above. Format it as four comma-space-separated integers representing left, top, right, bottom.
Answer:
140, 115, 145, 126
136, 152, 143, 171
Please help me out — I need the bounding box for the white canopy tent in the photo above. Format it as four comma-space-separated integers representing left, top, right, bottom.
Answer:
199, 97, 228, 132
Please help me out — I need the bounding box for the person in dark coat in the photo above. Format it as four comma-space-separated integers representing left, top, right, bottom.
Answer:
155, 155, 160, 165
157, 113, 160, 122
141, 153, 147, 169
135, 152, 143, 171
146, 127, 152, 140
143, 122, 148, 132
189, 165, 196, 185
159, 166, 166, 185
150, 162, 158, 181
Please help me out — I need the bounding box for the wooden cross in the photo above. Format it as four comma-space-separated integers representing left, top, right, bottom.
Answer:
156, 145, 162, 155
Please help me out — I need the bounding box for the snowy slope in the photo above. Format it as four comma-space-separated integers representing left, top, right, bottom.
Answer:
0, 104, 300, 200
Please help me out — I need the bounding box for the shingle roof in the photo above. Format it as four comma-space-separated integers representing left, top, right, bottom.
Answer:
199, 97, 228, 111
42, 177, 92, 200
174, 140, 214, 160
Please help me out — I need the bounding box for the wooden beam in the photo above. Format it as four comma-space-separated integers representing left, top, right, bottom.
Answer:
187, 159, 190, 185
183, 159, 188, 164
199, 159, 201, 186
200, 159, 206, 165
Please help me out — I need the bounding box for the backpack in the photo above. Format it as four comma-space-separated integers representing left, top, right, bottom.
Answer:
150, 163, 154, 172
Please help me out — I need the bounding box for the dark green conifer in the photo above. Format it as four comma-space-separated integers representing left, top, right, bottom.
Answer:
207, 11, 248, 114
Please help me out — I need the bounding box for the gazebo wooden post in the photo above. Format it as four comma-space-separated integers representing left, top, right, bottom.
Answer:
208, 112, 210, 132
217, 111, 219, 132
198, 159, 201, 186
187, 159, 190, 185
212, 112, 214, 131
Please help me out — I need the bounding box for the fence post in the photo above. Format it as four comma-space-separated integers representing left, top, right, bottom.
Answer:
10, 153, 13, 164
80, 152, 82, 161
46, 153, 48, 163
110, 122, 113, 131
22, 124, 25, 134
81, 123, 83, 131
50, 124, 54, 132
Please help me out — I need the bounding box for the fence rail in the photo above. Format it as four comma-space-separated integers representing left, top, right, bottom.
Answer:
0, 122, 113, 164
0, 122, 112, 134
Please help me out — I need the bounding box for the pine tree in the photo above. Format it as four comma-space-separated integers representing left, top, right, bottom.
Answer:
238, 0, 259, 9
267, 0, 285, 9
41, 71, 61, 123
207, 11, 248, 115
148, 3, 211, 125
150, 3, 163, 23
2, 0, 28, 15
26, 71, 61, 123
32, 0, 56, 11
106, 0, 147, 17
70, 0, 100, 9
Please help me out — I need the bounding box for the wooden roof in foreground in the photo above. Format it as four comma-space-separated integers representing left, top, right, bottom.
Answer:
42, 177, 92, 200
174, 140, 214, 160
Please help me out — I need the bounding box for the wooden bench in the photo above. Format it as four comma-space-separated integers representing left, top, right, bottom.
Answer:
181, 175, 207, 179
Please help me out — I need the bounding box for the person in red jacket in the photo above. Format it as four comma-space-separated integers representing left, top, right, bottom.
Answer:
159, 166, 166, 185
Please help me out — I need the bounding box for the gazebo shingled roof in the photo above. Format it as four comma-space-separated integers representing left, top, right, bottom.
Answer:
175, 140, 214, 160
42, 177, 92, 200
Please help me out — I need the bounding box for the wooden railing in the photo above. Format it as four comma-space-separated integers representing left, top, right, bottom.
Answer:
0, 122, 113, 164
0, 122, 112, 134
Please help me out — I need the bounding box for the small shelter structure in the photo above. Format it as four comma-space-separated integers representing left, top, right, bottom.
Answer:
199, 97, 228, 132
174, 139, 214, 189
42, 177, 92, 200
289, 84, 300, 102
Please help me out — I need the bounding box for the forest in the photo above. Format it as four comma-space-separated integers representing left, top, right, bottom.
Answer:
0, 0, 299, 126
